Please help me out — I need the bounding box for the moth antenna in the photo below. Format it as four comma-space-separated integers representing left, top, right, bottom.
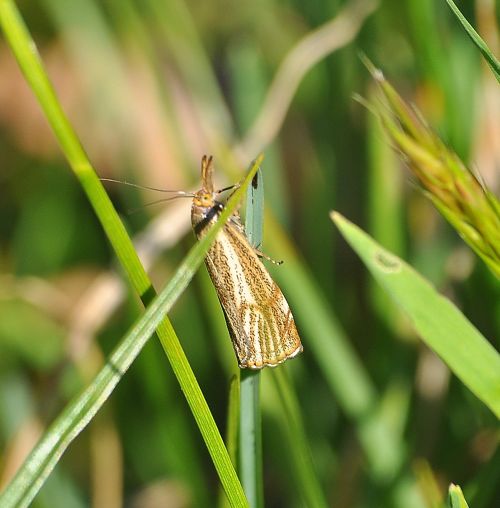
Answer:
127, 195, 192, 214
100, 178, 194, 196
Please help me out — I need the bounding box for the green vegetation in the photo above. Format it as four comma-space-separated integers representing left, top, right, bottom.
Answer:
0, 0, 497, 507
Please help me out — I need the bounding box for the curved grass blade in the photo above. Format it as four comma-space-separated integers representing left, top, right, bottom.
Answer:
444, 0, 500, 83
331, 212, 500, 418
0, 157, 261, 508
0, 1, 259, 505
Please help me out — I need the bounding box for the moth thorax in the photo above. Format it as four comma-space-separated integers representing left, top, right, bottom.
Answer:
191, 200, 224, 238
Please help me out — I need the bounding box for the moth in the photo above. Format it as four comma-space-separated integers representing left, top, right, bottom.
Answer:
191, 156, 302, 369
103, 156, 303, 368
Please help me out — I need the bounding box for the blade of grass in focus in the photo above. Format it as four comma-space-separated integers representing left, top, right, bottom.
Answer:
240, 167, 327, 507
231, 31, 326, 507
0, 2, 255, 504
40, 0, 211, 500
444, 0, 500, 83
238, 369, 262, 508
331, 212, 500, 418
0, 156, 261, 508
238, 167, 264, 508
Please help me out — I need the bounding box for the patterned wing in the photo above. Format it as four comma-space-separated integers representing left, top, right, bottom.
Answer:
204, 223, 302, 369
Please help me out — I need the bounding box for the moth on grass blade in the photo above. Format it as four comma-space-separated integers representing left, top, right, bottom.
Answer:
103, 156, 303, 369
192, 156, 302, 369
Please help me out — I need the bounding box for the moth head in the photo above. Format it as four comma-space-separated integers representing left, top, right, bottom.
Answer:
193, 155, 217, 208
193, 189, 216, 208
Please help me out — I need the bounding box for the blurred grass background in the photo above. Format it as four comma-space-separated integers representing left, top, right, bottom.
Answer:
0, 0, 499, 507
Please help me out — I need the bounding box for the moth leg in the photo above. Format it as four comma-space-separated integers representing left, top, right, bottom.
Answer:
253, 247, 283, 266
215, 183, 239, 194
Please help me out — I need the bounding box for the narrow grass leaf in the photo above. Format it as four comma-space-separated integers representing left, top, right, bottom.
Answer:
238, 168, 264, 508
444, 0, 500, 83
238, 370, 262, 508
0, 158, 261, 508
331, 212, 500, 418
0, 1, 257, 505
251, 169, 327, 506
244, 169, 264, 248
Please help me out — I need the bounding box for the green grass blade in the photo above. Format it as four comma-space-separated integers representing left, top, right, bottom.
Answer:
0, 157, 261, 508
0, 0, 259, 504
448, 484, 470, 508
244, 169, 264, 249
238, 370, 262, 508
251, 170, 327, 506
444, 0, 500, 83
331, 212, 500, 418
238, 168, 264, 508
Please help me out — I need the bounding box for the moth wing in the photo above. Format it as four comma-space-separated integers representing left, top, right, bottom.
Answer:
241, 285, 302, 368
204, 225, 302, 369
203, 240, 250, 364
